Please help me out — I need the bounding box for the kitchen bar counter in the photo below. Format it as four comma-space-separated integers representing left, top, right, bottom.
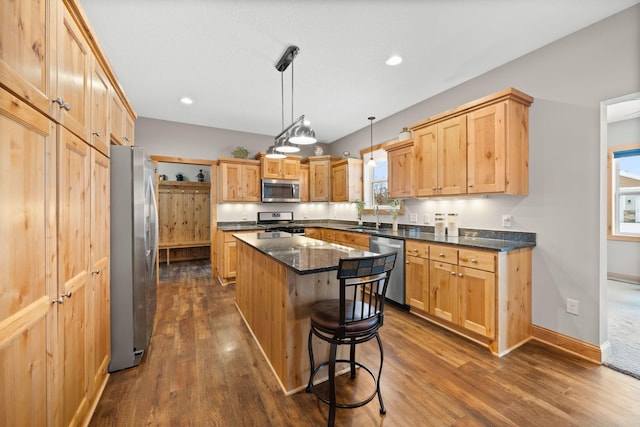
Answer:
233, 231, 377, 274
234, 232, 372, 395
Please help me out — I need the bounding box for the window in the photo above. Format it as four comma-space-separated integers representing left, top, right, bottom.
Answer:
608, 145, 640, 240
363, 148, 388, 209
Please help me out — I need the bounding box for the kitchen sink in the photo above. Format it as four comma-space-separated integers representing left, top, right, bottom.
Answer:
346, 226, 382, 233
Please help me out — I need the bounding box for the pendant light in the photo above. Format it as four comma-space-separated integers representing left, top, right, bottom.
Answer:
269, 62, 299, 156
271, 45, 316, 154
367, 116, 376, 168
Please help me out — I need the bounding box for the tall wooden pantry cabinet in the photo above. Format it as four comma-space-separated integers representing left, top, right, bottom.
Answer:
0, 0, 136, 425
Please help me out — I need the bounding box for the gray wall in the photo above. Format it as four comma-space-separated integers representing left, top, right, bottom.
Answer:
607, 117, 640, 279
135, 5, 640, 348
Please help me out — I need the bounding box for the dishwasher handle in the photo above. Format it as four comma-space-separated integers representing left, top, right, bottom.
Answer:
370, 238, 403, 250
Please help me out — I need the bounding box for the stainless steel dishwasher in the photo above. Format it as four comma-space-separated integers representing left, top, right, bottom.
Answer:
369, 235, 406, 308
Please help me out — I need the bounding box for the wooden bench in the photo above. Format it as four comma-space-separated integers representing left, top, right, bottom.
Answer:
159, 241, 210, 265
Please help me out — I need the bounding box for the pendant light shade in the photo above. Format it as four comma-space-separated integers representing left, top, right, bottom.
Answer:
367, 116, 376, 168
274, 135, 300, 153
288, 121, 316, 144
265, 145, 286, 159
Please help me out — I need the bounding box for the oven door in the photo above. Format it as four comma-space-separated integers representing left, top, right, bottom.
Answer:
261, 179, 300, 203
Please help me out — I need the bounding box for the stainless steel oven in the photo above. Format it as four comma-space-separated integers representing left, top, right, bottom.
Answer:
261, 179, 300, 203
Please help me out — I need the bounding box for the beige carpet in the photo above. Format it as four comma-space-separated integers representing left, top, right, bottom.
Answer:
605, 279, 640, 379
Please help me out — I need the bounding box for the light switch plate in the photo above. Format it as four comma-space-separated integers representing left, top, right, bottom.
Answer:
423, 213, 430, 224
502, 214, 512, 227
409, 213, 417, 223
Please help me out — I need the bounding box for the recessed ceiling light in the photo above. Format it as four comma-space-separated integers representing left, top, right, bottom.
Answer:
180, 97, 193, 105
385, 55, 403, 66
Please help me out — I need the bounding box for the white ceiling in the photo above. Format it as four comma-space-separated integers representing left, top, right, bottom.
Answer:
79, 0, 639, 142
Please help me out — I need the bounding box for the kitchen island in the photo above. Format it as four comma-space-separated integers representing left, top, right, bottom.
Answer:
233, 232, 379, 395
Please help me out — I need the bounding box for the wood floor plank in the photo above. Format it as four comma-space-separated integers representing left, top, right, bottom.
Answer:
89, 261, 640, 426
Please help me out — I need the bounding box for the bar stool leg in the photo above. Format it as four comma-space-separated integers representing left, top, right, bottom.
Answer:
328, 342, 337, 427
375, 333, 386, 415
306, 330, 315, 393
349, 341, 356, 378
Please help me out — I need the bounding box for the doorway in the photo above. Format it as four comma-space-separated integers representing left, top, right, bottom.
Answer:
150, 156, 217, 278
600, 92, 640, 378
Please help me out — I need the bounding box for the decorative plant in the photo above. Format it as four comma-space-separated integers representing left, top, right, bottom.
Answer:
389, 199, 401, 221
352, 199, 365, 220
231, 146, 249, 159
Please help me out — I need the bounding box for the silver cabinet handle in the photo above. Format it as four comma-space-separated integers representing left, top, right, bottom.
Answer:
471, 258, 477, 263
124, 136, 130, 142
62, 103, 71, 111
52, 97, 64, 106
468, 184, 474, 188
51, 291, 72, 304
458, 273, 463, 277
450, 271, 456, 276
432, 187, 437, 190
92, 131, 101, 137
92, 269, 101, 275
439, 252, 445, 257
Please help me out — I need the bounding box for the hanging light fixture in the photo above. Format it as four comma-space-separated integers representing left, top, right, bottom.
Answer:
270, 45, 316, 154
367, 116, 376, 168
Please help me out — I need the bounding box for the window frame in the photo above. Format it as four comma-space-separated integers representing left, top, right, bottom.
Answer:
360, 143, 405, 215
607, 143, 640, 242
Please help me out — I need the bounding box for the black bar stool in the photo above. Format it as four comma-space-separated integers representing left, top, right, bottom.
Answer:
306, 252, 397, 426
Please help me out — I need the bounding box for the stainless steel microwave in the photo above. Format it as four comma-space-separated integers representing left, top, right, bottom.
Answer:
261, 179, 300, 203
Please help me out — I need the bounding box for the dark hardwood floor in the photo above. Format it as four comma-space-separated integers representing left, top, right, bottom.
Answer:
90, 260, 640, 426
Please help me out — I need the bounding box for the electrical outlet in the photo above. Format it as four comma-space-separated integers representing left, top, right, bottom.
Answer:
423, 213, 430, 224
502, 214, 512, 227
566, 298, 579, 315
409, 213, 417, 223
242, 212, 248, 220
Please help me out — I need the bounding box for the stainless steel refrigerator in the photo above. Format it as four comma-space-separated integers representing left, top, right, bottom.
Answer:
109, 146, 159, 372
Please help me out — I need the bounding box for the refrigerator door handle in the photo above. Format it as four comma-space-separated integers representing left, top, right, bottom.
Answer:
147, 176, 160, 273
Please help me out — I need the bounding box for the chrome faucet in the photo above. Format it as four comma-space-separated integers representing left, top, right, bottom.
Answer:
374, 205, 380, 229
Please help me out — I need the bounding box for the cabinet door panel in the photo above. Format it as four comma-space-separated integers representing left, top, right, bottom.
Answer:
58, 127, 90, 426
414, 125, 438, 197
282, 158, 300, 179
0, 0, 51, 114
0, 89, 56, 426
331, 163, 347, 201
56, 4, 90, 141
310, 160, 330, 201
467, 103, 506, 193
242, 164, 261, 201
438, 116, 467, 195
429, 261, 457, 322
388, 145, 414, 198
88, 150, 110, 398
90, 61, 110, 155
406, 255, 428, 311
459, 267, 495, 338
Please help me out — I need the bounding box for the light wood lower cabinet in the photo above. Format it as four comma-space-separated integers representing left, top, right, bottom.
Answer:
405, 240, 429, 313
216, 229, 261, 284
0, 88, 57, 426
409, 239, 531, 356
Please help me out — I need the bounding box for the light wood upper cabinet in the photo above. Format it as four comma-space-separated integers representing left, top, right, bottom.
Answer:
90, 59, 110, 155
387, 140, 415, 198
256, 153, 301, 179
408, 88, 533, 198
110, 93, 134, 146
467, 99, 530, 195
0, 88, 57, 427
391, 115, 466, 197
53, 1, 91, 142
305, 155, 339, 202
331, 158, 363, 202
218, 158, 261, 202
299, 163, 310, 202
0, 0, 52, 115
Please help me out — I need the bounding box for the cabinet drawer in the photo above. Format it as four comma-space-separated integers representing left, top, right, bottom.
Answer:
350, 233, 370, 249
334, 231, 351, 244
459, 249, 495, 272
429, 244, 458, 263
322, 229, 336, 241
406, 240, 429, 258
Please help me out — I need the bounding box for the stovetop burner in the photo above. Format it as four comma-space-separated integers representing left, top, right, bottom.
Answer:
257, 211, 305, 234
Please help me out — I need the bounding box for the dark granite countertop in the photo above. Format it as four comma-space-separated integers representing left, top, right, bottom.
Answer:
221, 221, 535, 252
233, 232, 377, 275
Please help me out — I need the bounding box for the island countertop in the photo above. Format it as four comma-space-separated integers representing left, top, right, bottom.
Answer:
233, 232, 377, 275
